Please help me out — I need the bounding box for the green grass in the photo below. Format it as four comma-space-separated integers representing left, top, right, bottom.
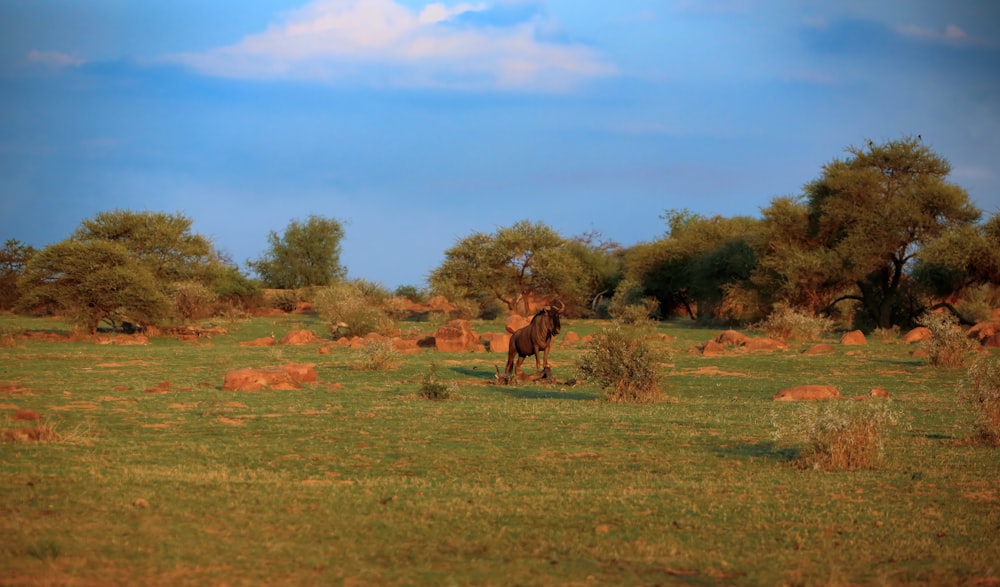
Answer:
1, 313, 997, 586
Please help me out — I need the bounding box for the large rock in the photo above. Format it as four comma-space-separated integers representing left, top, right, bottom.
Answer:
240, 337, 276, 347
773, 385, 841, 401
716, 330, 749, 346
222, 363, 317, 391
745, 338, 788, 352
505, 314, 530, 334
968, 322, 1000, 343
280, 330, 318, 345
433, 320, 479, 352
701, 340, 726, 357
840, 330, 867, 345
902, 327, 932, 344
480, 332, 511, 353
802, 344, 835, 355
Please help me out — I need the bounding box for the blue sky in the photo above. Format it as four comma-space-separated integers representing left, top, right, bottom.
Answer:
2, 1, 998, 289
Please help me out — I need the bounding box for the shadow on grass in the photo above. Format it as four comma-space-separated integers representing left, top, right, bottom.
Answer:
495, 387, 600, 401
715, 442, 800, 462
448, 365, 499, 380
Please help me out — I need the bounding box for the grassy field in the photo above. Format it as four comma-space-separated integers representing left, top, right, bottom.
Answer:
1, 312, 997, 586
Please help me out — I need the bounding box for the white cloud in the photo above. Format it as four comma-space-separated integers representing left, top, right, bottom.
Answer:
167, 0, 615, 91
26, 50, 84, 68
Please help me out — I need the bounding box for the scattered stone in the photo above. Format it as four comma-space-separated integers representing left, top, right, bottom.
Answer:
745, 338, 788, 352
701, 340, 727, 357
132, 498, 150, 508
870, 388, 891, 398
840, 330, 867, 345
561, 331, 581, 347
773, 385, 841, 401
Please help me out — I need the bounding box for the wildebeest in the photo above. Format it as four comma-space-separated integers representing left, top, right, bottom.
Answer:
505, 300, 564, 376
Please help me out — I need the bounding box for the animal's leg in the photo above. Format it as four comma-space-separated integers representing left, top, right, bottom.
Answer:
515, 355, 526, 374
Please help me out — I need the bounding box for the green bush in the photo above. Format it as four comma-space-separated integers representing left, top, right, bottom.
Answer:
419, 363, 453, 400
773, 400, 902, 470
963, 356, 1000, 446
921, 311, 976, 368
956, 284, 996, 325
577, 325, 663, 404
269, 290, 300, 313
606, 279, 659, 325
754, 304, 833, 342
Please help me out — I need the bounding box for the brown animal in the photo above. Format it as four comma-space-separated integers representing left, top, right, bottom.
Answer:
505, 301, 564, 376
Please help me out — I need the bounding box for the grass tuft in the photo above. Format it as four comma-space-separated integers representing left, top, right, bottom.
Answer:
963, 356, 1000, 446
773, 400, 903, 470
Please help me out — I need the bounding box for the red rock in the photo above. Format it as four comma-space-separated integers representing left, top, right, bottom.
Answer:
773, 385, 841, 401
12, 409, 40, 421
984, 333, 1000, 348
870, 388, 891, 398
716, 330, 749, 346
505, 314, 530, 334
480, 332, 510, 353
745, 338, 788, 352
240, 337, 276, 347
280, 330, 318, 345
426, 295, 457, 314
560, 331, 581, 347
222, 364, 317, 391
391, 338, 421, 354
701, 340, 726, 356
803, 344, 835, 355
902, 327, 932, 344
968, 322, 1000, 343
434, 320, 479, 352
840, 330, 867, 345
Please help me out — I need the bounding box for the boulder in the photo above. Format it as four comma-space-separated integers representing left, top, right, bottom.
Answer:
426, 295, 457, 314
773, 385, 841, 401
968, 322, 1000, 343
985, 333, 1000, 348
480, 332, 511, 353
505, 314, 531, 334
433, 320, 479, 352
561, 331, 581, 347
222, 363, 317, 391
701, 340, 727, 357
840, 330, 867, 345
902, 327, 932, 344
280, 330, 318, 345
745, 338, 788, 352
716, 330, 749, 346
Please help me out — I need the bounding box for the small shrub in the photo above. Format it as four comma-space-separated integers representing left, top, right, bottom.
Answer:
956, 283, 996, 325
354, 339, 399, 371
269, 289, 300, 313
872, 326, 901, 343
921, 311, 976, 368
754, 304, 833, 342
419, 363, 454, 400
772, 400, 902, 471
963, 356, 1000, 446
0, 325, 19, 348
577, 325, 663, 404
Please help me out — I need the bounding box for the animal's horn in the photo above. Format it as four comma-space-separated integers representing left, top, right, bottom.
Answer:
553, 299, 565, 312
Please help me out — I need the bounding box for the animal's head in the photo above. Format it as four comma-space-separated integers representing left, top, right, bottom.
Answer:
539, 299, 565, 335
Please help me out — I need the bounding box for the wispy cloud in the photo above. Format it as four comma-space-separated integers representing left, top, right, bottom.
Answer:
26, 50, 84, 68
166, 0, 615, 91
896, 23, 994, 48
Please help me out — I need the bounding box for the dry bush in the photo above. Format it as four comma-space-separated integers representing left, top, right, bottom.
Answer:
170, 281, 218, 323
419, 363, 454, 400
753, 304, 833, 342
0, 325, 19, 348
314, 282, 394, 338
921, 311, 976, 368
773, 400, 902, 471
577, 325, 663, 404
353, 339, 399, 371
963, 356, 1000, 446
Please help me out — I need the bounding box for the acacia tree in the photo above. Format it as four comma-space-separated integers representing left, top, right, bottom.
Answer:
0, 239, 35, 310
74, 210, 219, 284
429, 220, 584, 316
804, 136, 980, 329
249, 215, 346, 289
625, 210, 761, 321
16, 240, 170, 334
912, 212, 1000, 298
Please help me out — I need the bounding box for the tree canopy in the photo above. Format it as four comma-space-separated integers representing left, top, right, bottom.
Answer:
249, 215, 346, 289
429, 220, 585, 315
